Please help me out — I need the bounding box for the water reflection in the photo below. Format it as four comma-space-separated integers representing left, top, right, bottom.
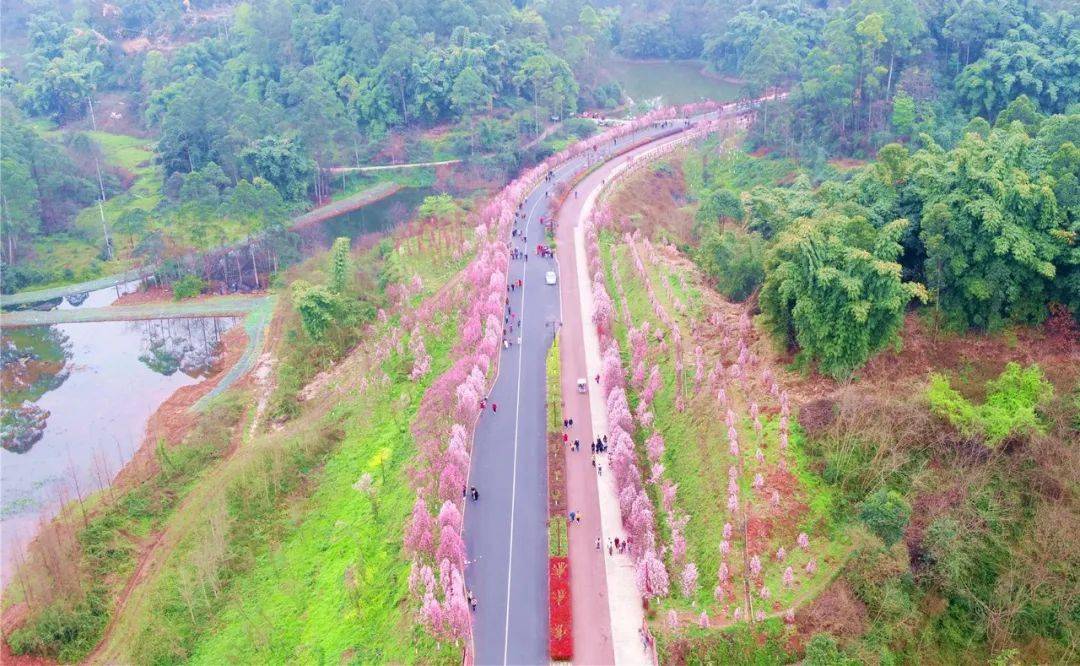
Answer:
1, 317, 233, 455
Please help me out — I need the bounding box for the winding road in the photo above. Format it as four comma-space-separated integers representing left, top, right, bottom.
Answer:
462, 117, 715, 665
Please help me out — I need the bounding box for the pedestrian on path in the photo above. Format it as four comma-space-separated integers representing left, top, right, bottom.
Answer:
516, 336, 521, 345
563, 433, 568, 443
590, 441, 596, 454
595, 536, 601, 551
563, 419, 568, 428
470, 486, 479, 501
591, 454, 596, 468
568, 417, 574, 427
573, 439, 580, 451
608, 538, 613, 556
597, 464, 603, 477
492, 403, 498, 413
569, 511, 576, 522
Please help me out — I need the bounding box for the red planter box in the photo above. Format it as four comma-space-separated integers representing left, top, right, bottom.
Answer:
549, 556, 573, 660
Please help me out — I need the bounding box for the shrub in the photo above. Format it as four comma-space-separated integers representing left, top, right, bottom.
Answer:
926, 362, 1053, 445
858, 489, 911, 547
172, 274, 206, 300
804, 633, 852, 666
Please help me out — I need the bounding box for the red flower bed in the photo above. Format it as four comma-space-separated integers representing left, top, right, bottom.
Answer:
549, 556, 573, 660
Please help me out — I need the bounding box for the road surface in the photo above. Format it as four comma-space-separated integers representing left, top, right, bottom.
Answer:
464, 121, 688, 665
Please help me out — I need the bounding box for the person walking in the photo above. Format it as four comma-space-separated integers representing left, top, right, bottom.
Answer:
470, 486, 479, 501
590, 441, 596, 454
573, 439, 580, 452
563, 419, 568, 428
492, 403, 498, 413
568, 417, 574, 427
607, 538, 613, 556
595, 536, 601, 551
563, 433, 569, 444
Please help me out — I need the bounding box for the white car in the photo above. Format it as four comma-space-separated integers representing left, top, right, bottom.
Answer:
545, 271, 557, 285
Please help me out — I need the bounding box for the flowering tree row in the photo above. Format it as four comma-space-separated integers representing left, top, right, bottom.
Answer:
594, 211, 828, 632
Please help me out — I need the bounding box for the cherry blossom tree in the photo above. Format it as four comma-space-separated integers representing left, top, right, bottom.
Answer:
667, 609, 679, 630
405, 497, 434, 555
420, 591, 444, 635
783, 566, 795, 588
444, 568, 472, 642
680, 562, 699, 598
797, 532, 810, 550
635, 548, 670, 599
698, 611, 709, 628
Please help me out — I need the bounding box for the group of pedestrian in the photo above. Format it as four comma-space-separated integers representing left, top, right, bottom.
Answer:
462, 485, 480, 501
535, 244, 553, 258
467, 589, 478, 612
568, 510, 582, 524
591, 435, 608, 454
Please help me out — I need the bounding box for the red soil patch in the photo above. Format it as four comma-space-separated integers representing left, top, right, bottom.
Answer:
794, 580, 868, 645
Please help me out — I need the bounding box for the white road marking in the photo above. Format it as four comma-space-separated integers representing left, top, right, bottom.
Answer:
502, 188, 542, 664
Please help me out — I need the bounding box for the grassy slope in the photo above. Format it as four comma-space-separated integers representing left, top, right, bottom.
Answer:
92, 220, 471, 664
188, 328, 457, 664
20, 127, 160, 289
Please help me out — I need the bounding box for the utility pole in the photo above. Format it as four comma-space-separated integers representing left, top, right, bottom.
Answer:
93, 157, 114, 260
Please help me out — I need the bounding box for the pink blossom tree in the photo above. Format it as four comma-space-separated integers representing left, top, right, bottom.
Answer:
797, 532, 810, 550
635, 548, 670, 599
405, 497, 434, 555
680, 562, 699, 598
783, 566, 795, 588
698, 611, 709, 628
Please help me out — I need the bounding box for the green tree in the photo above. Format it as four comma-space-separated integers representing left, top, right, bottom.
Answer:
172, 274, 206, 300
239, 135, 315, 203
291, 279, 355, 341
113, 208, 148, 249
696, 188, 743, 229
890, 89, 916, 137
859, 489, 911, 546
994, 94, 1043, 134
760, 212, 927, 377
804, 633, 850, 666
328, 237, 352, 295
450, 66, 491, 152
695, 229, 765, 302
916, 127, 1063, 329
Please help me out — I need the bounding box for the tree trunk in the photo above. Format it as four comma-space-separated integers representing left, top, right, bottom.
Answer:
886, 47, 896, 100
248, 242, 259, 287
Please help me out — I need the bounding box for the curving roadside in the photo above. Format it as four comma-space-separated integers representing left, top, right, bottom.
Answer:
553, 108, 754, 665
463, 118, 700, 666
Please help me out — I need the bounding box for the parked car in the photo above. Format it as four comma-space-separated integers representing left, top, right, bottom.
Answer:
545, 271, 557, 285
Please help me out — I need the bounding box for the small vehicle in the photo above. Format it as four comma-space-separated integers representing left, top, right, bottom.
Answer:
576, 378, 588, 394
545, 271, 557, 285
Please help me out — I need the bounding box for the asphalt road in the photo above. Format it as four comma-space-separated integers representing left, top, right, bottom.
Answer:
463, 121, 687, 665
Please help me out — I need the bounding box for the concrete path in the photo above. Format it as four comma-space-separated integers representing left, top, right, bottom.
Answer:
0, 294, 269, 327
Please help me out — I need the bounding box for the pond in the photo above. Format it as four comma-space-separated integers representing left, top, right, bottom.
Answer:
0, 187, 435, 583
299, 186, 437, 250
602, 59, 743, 106
1, 298, 237, 583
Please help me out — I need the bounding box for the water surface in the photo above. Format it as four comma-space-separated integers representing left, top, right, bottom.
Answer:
604, 59, 742, 106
